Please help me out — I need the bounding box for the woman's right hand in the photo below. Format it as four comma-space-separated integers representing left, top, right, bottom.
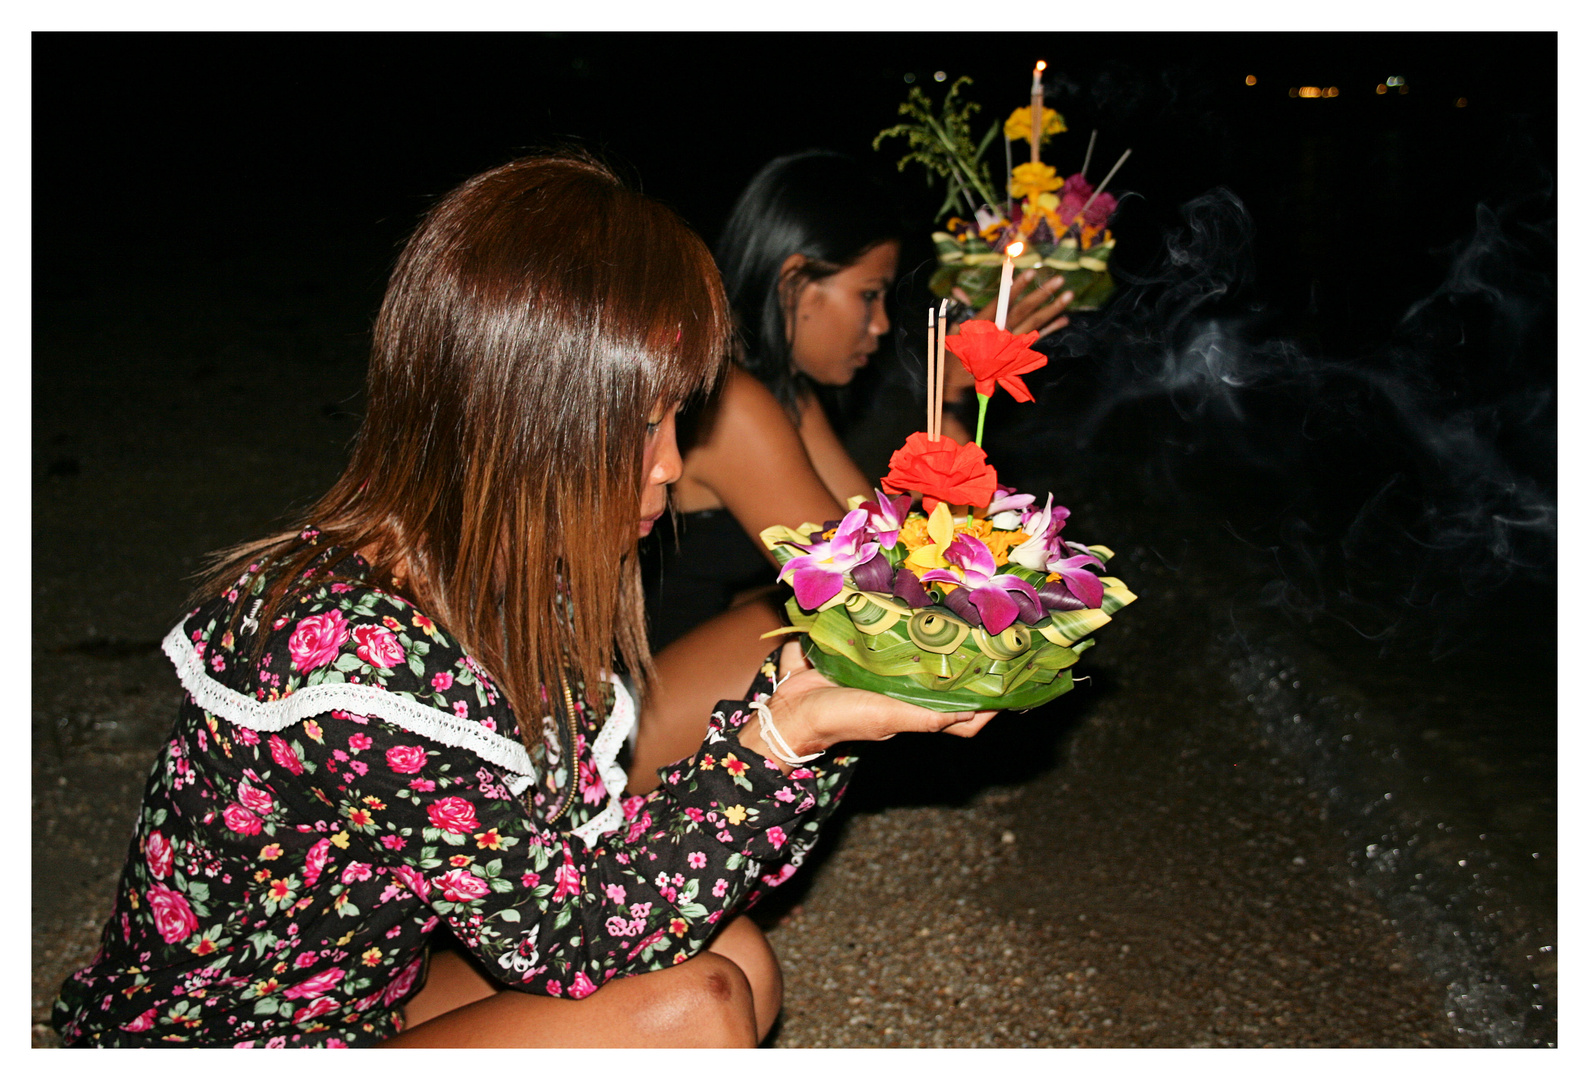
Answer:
953, 269, 1074, 342
737, 641, 999, 770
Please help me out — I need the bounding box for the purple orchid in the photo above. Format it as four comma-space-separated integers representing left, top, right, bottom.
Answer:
1045, 548, 1107, 610
858, 488, 912, 549
986, 485, 1037, 530
917, 534, 1044, 635
778, 508, 880, 609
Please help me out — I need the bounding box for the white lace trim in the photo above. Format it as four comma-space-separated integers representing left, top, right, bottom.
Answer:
568, 676, 636, 845
162, 623, 538, 789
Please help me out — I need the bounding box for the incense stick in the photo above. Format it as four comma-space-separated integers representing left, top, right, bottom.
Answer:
937, 299, 949, 441
1082, 149, 1132, 212
1081, 129, 1097, 180
926, 308, 938, 439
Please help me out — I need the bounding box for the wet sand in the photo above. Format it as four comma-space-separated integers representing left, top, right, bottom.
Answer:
33, 331, 1469, 1050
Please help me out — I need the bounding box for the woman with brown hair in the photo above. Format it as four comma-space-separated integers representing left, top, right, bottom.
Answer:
51, 153, 996, 1048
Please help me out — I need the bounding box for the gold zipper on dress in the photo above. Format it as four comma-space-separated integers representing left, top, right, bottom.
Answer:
544, 668, 579, 826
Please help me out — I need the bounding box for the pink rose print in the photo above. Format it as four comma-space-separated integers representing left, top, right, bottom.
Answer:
570, 972, 598, 1000
145, 881, 198, 944
431, 671, 453, 691
283, 966, 345, 1000
236, 781, 273, 817
145, 830, 173, 880
434, 868, 490, 901
120, 1007, 158, 1032
352, 624, 406, 670
386, 745, 427, 774
287, 610, 350, 672
234, 727, 259, 746
552, 862, 581, 901
222, 803, 262, 836
293, 996, 342, 1023
347, 733, 373, 753
392, 864, 431, 902
409, 778, 435, 792
766, 826, 787, 850
380, 835, 407, 851
426, 796, 479, 834
303, 838, 332, 888
545, 980, 563, 997
268, 734, 304, 776
339, 862, 372, 884
382, 956, 425, 1006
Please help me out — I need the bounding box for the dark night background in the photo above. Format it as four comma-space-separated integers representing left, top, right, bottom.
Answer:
32, 31, 1558, 1047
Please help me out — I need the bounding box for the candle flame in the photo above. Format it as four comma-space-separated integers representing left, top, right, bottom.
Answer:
1007, 241, 1025, 258
1035, 60, 1046, 73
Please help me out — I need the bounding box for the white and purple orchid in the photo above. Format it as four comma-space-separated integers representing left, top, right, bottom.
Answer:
777, 508, 881, 610
858, 488, 912, 549
917, 534, 1044, 634
1008, 493, 1071, 571
986, 485, 1037, 531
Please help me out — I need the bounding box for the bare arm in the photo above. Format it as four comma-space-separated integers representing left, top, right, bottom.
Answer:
796, 392, 876, 502
677, 366, 847, 567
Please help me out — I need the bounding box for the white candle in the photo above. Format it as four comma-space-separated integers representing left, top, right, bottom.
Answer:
994, 241, 1024, 329
1029, 61, 1046, 166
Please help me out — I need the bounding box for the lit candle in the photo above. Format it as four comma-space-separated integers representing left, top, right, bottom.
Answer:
926, 307, 938, 439
995, 240, 1025, 329
1029, 60, 1046, 166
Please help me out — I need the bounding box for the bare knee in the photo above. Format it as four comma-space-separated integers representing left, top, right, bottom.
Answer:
632, 952, 758, 1048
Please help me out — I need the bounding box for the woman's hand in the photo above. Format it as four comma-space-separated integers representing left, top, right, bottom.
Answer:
737, 641, 998, 771
953, 269, 1074, 342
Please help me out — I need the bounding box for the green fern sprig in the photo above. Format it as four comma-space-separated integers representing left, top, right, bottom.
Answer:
874, 76, 1002, 220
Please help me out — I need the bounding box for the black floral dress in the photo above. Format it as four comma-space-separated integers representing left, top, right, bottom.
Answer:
53, 536, 858, 1047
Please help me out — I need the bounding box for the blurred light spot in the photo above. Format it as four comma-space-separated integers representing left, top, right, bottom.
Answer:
1288, 87, 1298, 97
1376, 83, 1388, 94
1325, 86, 1339, 97
903, 72, 916, 84
1244, 74, 1257, 86
1456, 96, 1468, 107
1298, 86, 1321, 98
933, 70, 947, 82
1398, 85, 1409, 94
1386, 75, 1405, 86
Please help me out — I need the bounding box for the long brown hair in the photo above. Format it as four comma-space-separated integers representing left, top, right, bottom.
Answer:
197, 152, 730, 745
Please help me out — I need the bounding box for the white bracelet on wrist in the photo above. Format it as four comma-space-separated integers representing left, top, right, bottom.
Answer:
751, 699, 824, 765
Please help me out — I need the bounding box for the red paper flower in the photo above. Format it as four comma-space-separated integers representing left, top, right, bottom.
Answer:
944, 319, 1048, 403
881, 431, 999, 512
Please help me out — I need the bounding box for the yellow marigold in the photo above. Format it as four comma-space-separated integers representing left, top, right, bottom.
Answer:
978, 218, 1011, 244
1004, 106, 1066, 144
1009, 162, 1063, 199
984, 529, 1029, 567
898, 515, 933, 552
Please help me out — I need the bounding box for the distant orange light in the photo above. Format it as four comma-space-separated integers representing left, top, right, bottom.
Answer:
1376, 83, 1388, 94
1245, 74, 1257, 86
1007, 241, 1026, 259
1288, 87, 1299, 98
1456, 97, 1468, 108
1299, 86, 1322, 98
1398, 85, 1409, 95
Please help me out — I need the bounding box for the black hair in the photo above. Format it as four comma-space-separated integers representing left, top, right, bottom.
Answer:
714, 150, 903, 414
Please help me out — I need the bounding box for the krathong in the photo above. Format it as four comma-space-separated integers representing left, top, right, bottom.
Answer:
874, 68, 1130, 315
761, 245, 1135, 712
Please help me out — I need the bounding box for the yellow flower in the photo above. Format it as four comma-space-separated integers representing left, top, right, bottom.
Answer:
984, 529, 1028, 567
898, 516, 933, 552
1009, 162, 1063, 200
259, 844, 283, 860
329, 831, 351, 849
1004, 106, 1066, 145
723, 804, 748, 825
361, 947, 383, 967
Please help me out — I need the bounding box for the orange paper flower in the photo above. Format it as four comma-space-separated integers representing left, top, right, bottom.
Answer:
881, 432, 999, 512
944, 319, 1049, 403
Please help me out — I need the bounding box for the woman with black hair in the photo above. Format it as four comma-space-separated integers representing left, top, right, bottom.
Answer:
631, 151, 1070, 793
